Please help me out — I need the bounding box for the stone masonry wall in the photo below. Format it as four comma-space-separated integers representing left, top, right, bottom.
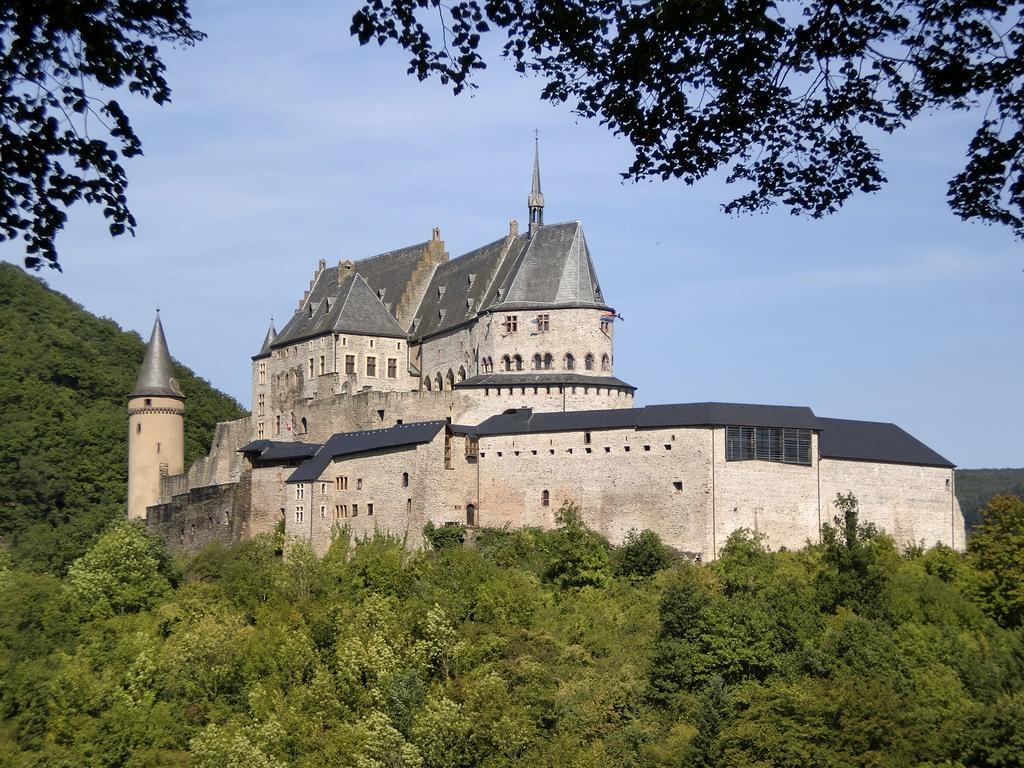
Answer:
147, 472, 252, 555
819, 458, 963, 549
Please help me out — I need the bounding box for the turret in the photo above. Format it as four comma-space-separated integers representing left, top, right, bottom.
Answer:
127, 313, 185, 520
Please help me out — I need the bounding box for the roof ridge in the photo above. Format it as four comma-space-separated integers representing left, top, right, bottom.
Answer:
356, 240, 430, 265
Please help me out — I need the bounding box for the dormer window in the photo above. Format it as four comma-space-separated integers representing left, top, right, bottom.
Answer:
437, 285, 446, 298
468, 273, 476, 286
438, 309, 446, 321
377, 288, 386, 300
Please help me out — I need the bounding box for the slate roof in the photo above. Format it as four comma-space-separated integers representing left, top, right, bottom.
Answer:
490, 222, 608, 310
274, 272, 407, 347
131, 314, 184, 399
456, 373, 636, 391
411, 221, 611, 340
286, 421, 447, 483
253, 320, 277, 360
638, 403, 822, 430
818, 417, 954, 468
470, 402, 821, 436
238, 440, 321, 461
351, 241, 432, 313
413, 236, 517, 338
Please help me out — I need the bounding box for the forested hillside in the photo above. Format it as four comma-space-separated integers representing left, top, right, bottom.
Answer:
0, 263, 246, 573
957, 468, 1024, 531
0, 497, 1022, 768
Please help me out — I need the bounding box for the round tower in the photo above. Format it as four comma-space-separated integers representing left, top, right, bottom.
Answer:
127, 313, 185, 520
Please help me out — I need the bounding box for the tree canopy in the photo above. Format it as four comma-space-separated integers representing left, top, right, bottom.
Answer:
0, 0, 204, 271
1, 494, 1022, 766
352, 0, 1024, 236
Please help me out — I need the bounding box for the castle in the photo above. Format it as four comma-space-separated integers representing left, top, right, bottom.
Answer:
133, 145, 966, 559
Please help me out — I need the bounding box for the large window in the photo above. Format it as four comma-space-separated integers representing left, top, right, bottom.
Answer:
725, 426, 812, 466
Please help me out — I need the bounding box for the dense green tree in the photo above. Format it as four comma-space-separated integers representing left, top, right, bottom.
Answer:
969, 494, 1024, 629
613, 528, 672, 581
0, 264, 245, 572
544, 502, 610, 589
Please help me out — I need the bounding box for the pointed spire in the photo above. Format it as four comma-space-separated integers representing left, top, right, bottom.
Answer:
131, 313, 183, 399
528, 131, 544, 234
255, 318, 277, 358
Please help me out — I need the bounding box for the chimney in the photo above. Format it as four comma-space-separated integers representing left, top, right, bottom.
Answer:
509, 219, 519, 237
337, 259, 355, 285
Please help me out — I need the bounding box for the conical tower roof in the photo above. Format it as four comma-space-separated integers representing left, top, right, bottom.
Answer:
253, 319, 277, 359
131, 313, 183, 399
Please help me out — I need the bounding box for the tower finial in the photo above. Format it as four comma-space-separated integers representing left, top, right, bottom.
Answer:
528, 131, 544, 235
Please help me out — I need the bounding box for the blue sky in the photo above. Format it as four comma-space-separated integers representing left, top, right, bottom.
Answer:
2, 1, 1021, 468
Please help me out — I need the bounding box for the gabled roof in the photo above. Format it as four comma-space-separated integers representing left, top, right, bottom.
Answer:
352, 241, 434, 312
286, 421, 447, 483
413, 236, 515, 338
274, 272, 407, 347
491, 221, 608, 310
818, 417, 954, 468
131, 314, 183, 399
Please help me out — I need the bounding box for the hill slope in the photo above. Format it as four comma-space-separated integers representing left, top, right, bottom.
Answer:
956, 468, 1024, 531
0, 263, 246, 572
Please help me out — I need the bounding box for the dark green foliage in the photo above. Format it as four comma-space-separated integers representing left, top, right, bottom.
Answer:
956, 468, 1024, 532
1, 494, 1022, 767
1, 2, 204, 270
423, 522, 465, 550
613, 528, 672, 580
969, 494, 1024, 629
352, 1, 1024, 237
0, 264, 246, 573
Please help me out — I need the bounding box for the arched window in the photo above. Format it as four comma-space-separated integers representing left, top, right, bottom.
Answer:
502, 355, 512, 372
484, 357, 492, 373
533, 353, 542, 370
458, 366, 466, 382
402, 472, 409, 487
565, 353, 575, 370
435, 373, 444, 391
424, 376, 432, 391
601, 354, 610, 372
541, 489, 550, 507
585, 353, 594, 371
300, 416, 307, 434
543, 353, 553, 370
513, 354, 523, 371
445, 369, 455, 390
466, 504, 476, 526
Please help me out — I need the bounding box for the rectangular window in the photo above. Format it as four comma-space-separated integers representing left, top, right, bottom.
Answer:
366, 356, 376, 377
345, 355, 356, 374
725, 426, 811, 466
356, 478, 363, 490
319, 355, 326, 375
334, 504, 347, 519
352, 503, 359, 517
257, 421, 265, 439
335, 476, 348, 491
444, 434, 452, 469
308, 358, 315, 378
258, 393, 265, 416
320, 505, 326, 518
504, 315, 518, 333
296, 484, 305, 500
295, 506, 304, 522
320, 482, 327, 494
258, 361, 266, 384
367, 503, 374, 516
537, 313, 550, 332
387, 358, 397, 378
